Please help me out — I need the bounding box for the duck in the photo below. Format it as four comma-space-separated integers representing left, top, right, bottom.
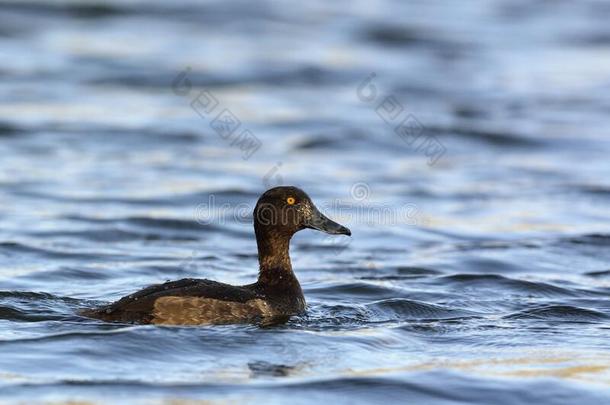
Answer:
80, 186, 351, 325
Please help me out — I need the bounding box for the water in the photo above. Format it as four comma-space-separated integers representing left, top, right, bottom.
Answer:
1, 0, 610, 403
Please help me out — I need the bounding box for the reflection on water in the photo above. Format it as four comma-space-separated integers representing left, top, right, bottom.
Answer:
1, 0, 610, 403
351, 351, 610, 385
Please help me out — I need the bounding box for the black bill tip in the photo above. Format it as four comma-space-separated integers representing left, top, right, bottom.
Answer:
338, 226, 351, 236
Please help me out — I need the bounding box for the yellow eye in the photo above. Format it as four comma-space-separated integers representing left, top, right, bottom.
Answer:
286, 197, 296, 205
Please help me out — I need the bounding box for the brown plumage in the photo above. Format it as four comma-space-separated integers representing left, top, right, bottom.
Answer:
80, 186, 351, 325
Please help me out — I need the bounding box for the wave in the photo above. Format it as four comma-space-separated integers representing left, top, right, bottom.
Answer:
504, 305, 608, 322
0, 291, 83, 323
0, 121, 27, 137
0, 241, 109, 260
359, 266, 442, 281
440, 274, 578, 297
305, 282, 406, 301
366, 298, 478, 321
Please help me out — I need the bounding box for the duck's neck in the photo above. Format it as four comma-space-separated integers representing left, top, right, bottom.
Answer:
254, 226, 302, 297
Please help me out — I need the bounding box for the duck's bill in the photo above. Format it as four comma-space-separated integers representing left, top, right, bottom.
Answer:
306, 208, 351, 236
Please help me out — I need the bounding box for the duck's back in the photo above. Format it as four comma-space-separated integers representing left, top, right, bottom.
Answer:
81, 278, 269, 325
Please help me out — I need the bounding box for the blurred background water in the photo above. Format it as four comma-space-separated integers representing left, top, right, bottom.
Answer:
0, 0, 610, 404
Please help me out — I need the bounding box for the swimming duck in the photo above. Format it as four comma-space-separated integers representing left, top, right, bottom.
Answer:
81, 186, 351, 325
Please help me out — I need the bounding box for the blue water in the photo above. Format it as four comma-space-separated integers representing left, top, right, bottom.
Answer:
1, 0, 610, 403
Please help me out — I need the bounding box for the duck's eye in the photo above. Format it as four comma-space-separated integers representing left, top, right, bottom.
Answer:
286, 197, 296, 205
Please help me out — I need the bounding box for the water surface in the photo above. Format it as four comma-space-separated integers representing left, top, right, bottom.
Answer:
0, 0, 610, 403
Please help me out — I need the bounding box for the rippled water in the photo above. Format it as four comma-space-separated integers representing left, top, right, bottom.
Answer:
1, 0, 610, 403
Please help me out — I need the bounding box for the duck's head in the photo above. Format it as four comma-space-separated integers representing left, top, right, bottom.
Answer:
253, 186, 351, 238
